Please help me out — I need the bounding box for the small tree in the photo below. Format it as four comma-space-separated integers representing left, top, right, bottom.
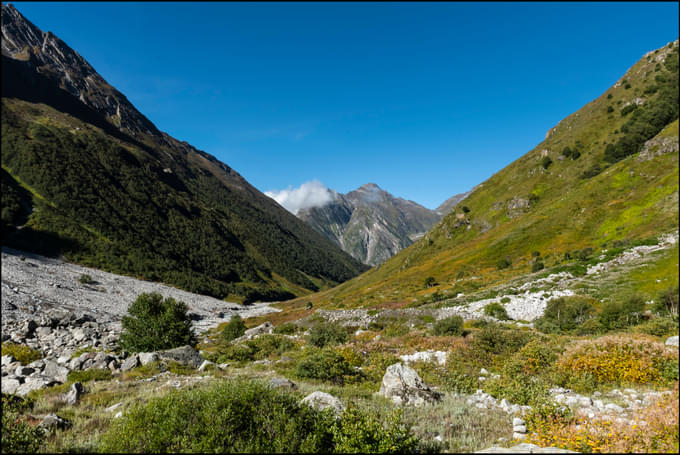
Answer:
120, 293, 196, 352
424, 276, 436, 288
541, 156, 553, 169
222, 314, 246, 341
308, 322, 349, 348
654, 286, 679, 320
484, 302, 510, 321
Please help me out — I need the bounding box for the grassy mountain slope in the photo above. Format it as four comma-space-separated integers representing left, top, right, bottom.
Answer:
290, 40, 679, 310
1, 6, 368, 303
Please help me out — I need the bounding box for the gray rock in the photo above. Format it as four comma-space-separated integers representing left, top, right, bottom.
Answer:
665, 335, 679, 347
513, 425, 527, 433
68, 356, 84, 371
238, 322, 274, 341
300, 391, 345, 416
64, 382, 84, 405
156, 345, 202, 368
270, 377, 296, 389
1, 354, 16, 366
105, 402, 123, 412
27, 359, 45, 370
512, 417, 525, 426
604, 403, 624, 413
120, 355, 140, 372
379, 363, 442, 406
197, 360, 214, 371
15, 366, 35, 376
15, 375, 57, 396
38, 413, 72, 431
138, 352, 159, 365
512, 432, 526, 440
1, 377, 22, 395
43, 360, 70, 383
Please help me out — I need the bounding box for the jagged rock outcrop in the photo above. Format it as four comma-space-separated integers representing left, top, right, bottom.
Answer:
297, 183, 441, 265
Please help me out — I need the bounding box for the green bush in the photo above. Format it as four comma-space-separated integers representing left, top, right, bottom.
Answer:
98, 379, 336, 453
294, 347, 360, 385
222, 314, 246, 341
500, 297, 511, 304
432, 315, 464, 336
424, 276, 436, 288
483, 302, 510, 321
66, 368, 112, 383
332, 406, 417, 453
246, 334, 296, 360
1, 343, 42, 364
471, 323, 533, 357
215, 344, 255, 363
598, 296, 645, 331
535, 297, 594, 334
308, 322, 349, 348
119, 293, 197, 353
273, 322, 298, 335
541, 156, 553, 169
496, 257, 512, 270
531, 261, 545, 272
78, 273, 94, 285
634, 317, 679, 337
1, 396, 44, 453
653, 286, 679, 320
482, 374, 550, 407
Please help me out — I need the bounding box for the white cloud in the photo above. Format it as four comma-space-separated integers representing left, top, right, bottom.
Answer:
265, 180, 335, 215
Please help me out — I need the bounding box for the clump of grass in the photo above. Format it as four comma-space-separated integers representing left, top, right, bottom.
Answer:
1, 342, 42, 364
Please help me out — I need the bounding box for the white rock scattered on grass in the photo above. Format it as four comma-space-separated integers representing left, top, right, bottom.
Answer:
665, 335, 679, 347
300, 391, 345, 416
399, 350, 447, 366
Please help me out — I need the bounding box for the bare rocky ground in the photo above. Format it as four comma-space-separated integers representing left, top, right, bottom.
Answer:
1, 246, 280, 334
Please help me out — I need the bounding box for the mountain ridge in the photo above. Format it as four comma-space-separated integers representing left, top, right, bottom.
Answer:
1, 3, 368, 303
296, 182, 441, 266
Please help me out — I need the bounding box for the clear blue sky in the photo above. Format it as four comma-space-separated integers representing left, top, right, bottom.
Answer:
11, 2, 680, 210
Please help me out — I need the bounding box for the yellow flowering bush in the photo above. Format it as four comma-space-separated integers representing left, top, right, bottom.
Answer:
526, 383, 679, 453
556, 335, 677, 386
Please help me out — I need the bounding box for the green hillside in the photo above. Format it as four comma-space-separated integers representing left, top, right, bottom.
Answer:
293, 40, 679, 310
0, 99, 368, 303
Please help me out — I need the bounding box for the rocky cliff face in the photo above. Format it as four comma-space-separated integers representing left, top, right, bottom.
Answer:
298, 184, 441, 266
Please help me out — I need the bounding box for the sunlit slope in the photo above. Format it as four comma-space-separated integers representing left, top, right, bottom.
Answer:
294, 40, 679, 309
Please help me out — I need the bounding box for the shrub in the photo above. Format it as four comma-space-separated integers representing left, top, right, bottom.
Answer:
607, 93, 613, 99
541, 156, 553, 169
221, 314, 246, 341
598, 296, 645, 331
482, 374, 550, 407
1, 396, 44, 453
500, 297, 511, 304
432, 315, 464, 336
294, 347, 359, 385
496, 257, 511, 270
424, 276, 436, 288
556, 335, 678, 387
273, 322, 298, 335
634, 316, 678, 337
581, 164, 602, 179
535, 297, 594, 334
78, 273, 94, 285
66, 368, 112, 383
531, 261, 545, 272
1, 343, 42, 364
308, 321, 349, 348
503, 339, 559, 377
653, 286, 679, 320
332, 406, 417, 453
246, 334, 296, 360
98, 379, 336, 453
119, 293, 196, 353
570, 150, 581, 160
561, 146, 572, 158
471, 324, 533, 357
461, 206, 470, 214
483, 302, 510, 321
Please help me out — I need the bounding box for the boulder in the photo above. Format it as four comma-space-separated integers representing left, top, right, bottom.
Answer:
1, 354, 16, 366
15, 375, 57, 396
236, 322, 274, 341
1, 377, 22, 395
665, 335, 679, 347
138, 352, 159, 365
378, 363, 442, 406
300, 391, 344, 416
156, 345, 202, 368
477, 443, 577, 453
38, 413, 72, 431
43, 360, 70, 383
63, 382, 84, 405
120, 355, 140, 372
197, 360, 214, 372
15, 366, 35, 376
270, 377, 296, 389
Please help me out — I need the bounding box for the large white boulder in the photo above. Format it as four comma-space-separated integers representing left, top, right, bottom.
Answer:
378, 362, 442, 406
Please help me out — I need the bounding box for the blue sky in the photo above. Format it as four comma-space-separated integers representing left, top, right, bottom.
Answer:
11, 2, 680, 210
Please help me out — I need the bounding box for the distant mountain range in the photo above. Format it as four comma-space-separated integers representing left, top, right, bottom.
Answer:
295, 183, 441, 266
1, 3, 368, 303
